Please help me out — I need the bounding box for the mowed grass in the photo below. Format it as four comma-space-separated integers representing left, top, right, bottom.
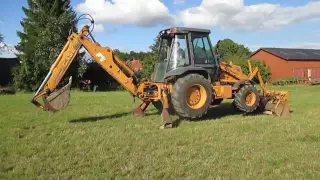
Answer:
1, 85, 320, 179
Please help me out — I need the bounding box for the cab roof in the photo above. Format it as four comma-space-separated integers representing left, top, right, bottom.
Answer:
159, 27, 211, 34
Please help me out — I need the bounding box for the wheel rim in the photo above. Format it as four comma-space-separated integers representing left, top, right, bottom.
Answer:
245, 91, 256, 106
185, 84, 207, 109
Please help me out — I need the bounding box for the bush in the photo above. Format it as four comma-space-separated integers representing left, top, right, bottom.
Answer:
0, 86, 16, 94
223, 55, 248, 65
140, 53, 157, 79
272, 76, 304, 86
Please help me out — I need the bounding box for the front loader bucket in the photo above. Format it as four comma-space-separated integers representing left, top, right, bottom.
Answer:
259, 90, 291, 117
42, 77, 72, 112
264, 99, 290, 117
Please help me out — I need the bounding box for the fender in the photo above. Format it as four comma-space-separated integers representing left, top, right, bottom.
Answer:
232, 79, 255, 90
164, 66, 211, 81
164, 66, 209, 78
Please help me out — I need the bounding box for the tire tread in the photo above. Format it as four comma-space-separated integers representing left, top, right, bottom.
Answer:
171, 74, 212, 118
234, 84, 260, 113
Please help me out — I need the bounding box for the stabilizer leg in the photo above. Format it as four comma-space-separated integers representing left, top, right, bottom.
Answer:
160, 108, 173, 129
160, 89, 173, 129
132, 101, 150, 116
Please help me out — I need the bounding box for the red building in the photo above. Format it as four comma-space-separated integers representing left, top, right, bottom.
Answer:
126, 59, 143, 74
250, 48, 320, 81
0, 42, 21, 86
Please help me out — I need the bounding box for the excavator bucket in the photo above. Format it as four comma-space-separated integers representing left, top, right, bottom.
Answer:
42, 77, 72, 113
259, 90, 291, 117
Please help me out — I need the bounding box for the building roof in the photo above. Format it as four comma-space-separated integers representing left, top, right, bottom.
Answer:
0, 42, 20, 59
127, 59, 143, 73
251, 47, 320, 61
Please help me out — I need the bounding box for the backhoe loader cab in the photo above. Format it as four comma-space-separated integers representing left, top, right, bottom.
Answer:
152, 27, 219, 83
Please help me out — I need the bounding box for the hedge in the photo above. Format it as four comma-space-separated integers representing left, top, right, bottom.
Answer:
0, 86, 16, 94
271, 76, 304, 85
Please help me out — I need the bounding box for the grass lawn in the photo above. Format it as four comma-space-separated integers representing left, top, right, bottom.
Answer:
1, 85, 320, 179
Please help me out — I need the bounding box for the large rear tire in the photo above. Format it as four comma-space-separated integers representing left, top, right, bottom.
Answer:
171, 74, 212, 119
233, 84, 260, 113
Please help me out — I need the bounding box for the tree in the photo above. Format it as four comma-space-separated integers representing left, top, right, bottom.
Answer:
239, 60, 271, 83
149, 37, 161, 53
112, 37, 160, 80
13, 0, 79, 91
138, 37, 161, 79
113, 49, 130, 61
215, 38, 251, 63
0, 33, 3, 42
140, 53, 157, 78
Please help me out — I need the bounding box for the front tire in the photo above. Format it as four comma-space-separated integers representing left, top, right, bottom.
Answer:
233, 84, 260, 113
171, 74, 212, 119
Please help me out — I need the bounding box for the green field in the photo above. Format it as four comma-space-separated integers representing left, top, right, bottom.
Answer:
1, 85, 320, 179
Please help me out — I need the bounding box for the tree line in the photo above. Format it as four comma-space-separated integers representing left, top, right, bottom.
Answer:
10, 0, 270, 92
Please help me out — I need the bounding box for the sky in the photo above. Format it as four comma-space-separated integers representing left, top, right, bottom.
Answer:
1, 0, 320, 52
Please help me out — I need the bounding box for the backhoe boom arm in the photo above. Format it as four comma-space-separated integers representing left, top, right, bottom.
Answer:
32, 25, 139, 110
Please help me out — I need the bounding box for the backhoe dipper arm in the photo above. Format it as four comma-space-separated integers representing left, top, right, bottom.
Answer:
32, 25, 138, 110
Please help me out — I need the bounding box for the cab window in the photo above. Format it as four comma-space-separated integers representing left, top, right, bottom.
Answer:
167, 34, 190, 71
191, 34, 215, 64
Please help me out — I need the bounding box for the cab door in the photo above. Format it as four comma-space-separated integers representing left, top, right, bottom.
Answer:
189, 33, 219, 81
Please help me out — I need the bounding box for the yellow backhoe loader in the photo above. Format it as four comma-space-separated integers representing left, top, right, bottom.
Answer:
31, 15, 290, 128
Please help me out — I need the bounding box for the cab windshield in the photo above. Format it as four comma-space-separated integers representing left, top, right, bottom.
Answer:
152, 38, 171, 82
152, 34, 190, 82
167, 34, 189, 71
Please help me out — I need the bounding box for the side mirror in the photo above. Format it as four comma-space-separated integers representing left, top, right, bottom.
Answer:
214, 40, 221, 54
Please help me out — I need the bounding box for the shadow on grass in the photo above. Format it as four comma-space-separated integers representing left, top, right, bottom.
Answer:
171, 102, 295, 128
203, 103, 242, 120
69, 111, 159, 123
172, 102, 262, 128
